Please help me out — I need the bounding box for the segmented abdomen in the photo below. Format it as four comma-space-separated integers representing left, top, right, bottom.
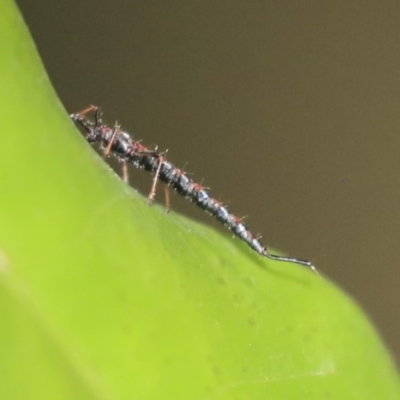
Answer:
133, 155, 267, 256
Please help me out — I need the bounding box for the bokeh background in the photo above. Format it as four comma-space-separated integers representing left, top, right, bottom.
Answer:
16, 1, 400, 366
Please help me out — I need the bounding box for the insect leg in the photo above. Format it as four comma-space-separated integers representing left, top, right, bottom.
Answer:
164, 183, 170, 212
122, 162, 129, 183
147, 156, 164, 205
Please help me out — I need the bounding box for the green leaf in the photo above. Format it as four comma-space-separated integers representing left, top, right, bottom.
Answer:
0, 1, 399, 399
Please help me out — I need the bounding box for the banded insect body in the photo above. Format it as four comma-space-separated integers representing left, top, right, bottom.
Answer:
70, 106, 317, 275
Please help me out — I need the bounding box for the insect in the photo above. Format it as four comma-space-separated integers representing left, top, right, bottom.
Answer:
70, 106, 318, 275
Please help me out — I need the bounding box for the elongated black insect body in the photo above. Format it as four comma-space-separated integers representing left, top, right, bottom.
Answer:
70, 106, 318, 275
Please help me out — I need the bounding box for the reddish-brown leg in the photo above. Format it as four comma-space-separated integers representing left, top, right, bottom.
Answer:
122, 162, 129, 183
75, 105, 99, 120
164, 184, 170, 212
147, 156, 164, 205
103, 124, 119, 157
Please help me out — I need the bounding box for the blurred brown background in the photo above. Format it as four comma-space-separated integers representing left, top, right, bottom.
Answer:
16, 1, 400, 366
